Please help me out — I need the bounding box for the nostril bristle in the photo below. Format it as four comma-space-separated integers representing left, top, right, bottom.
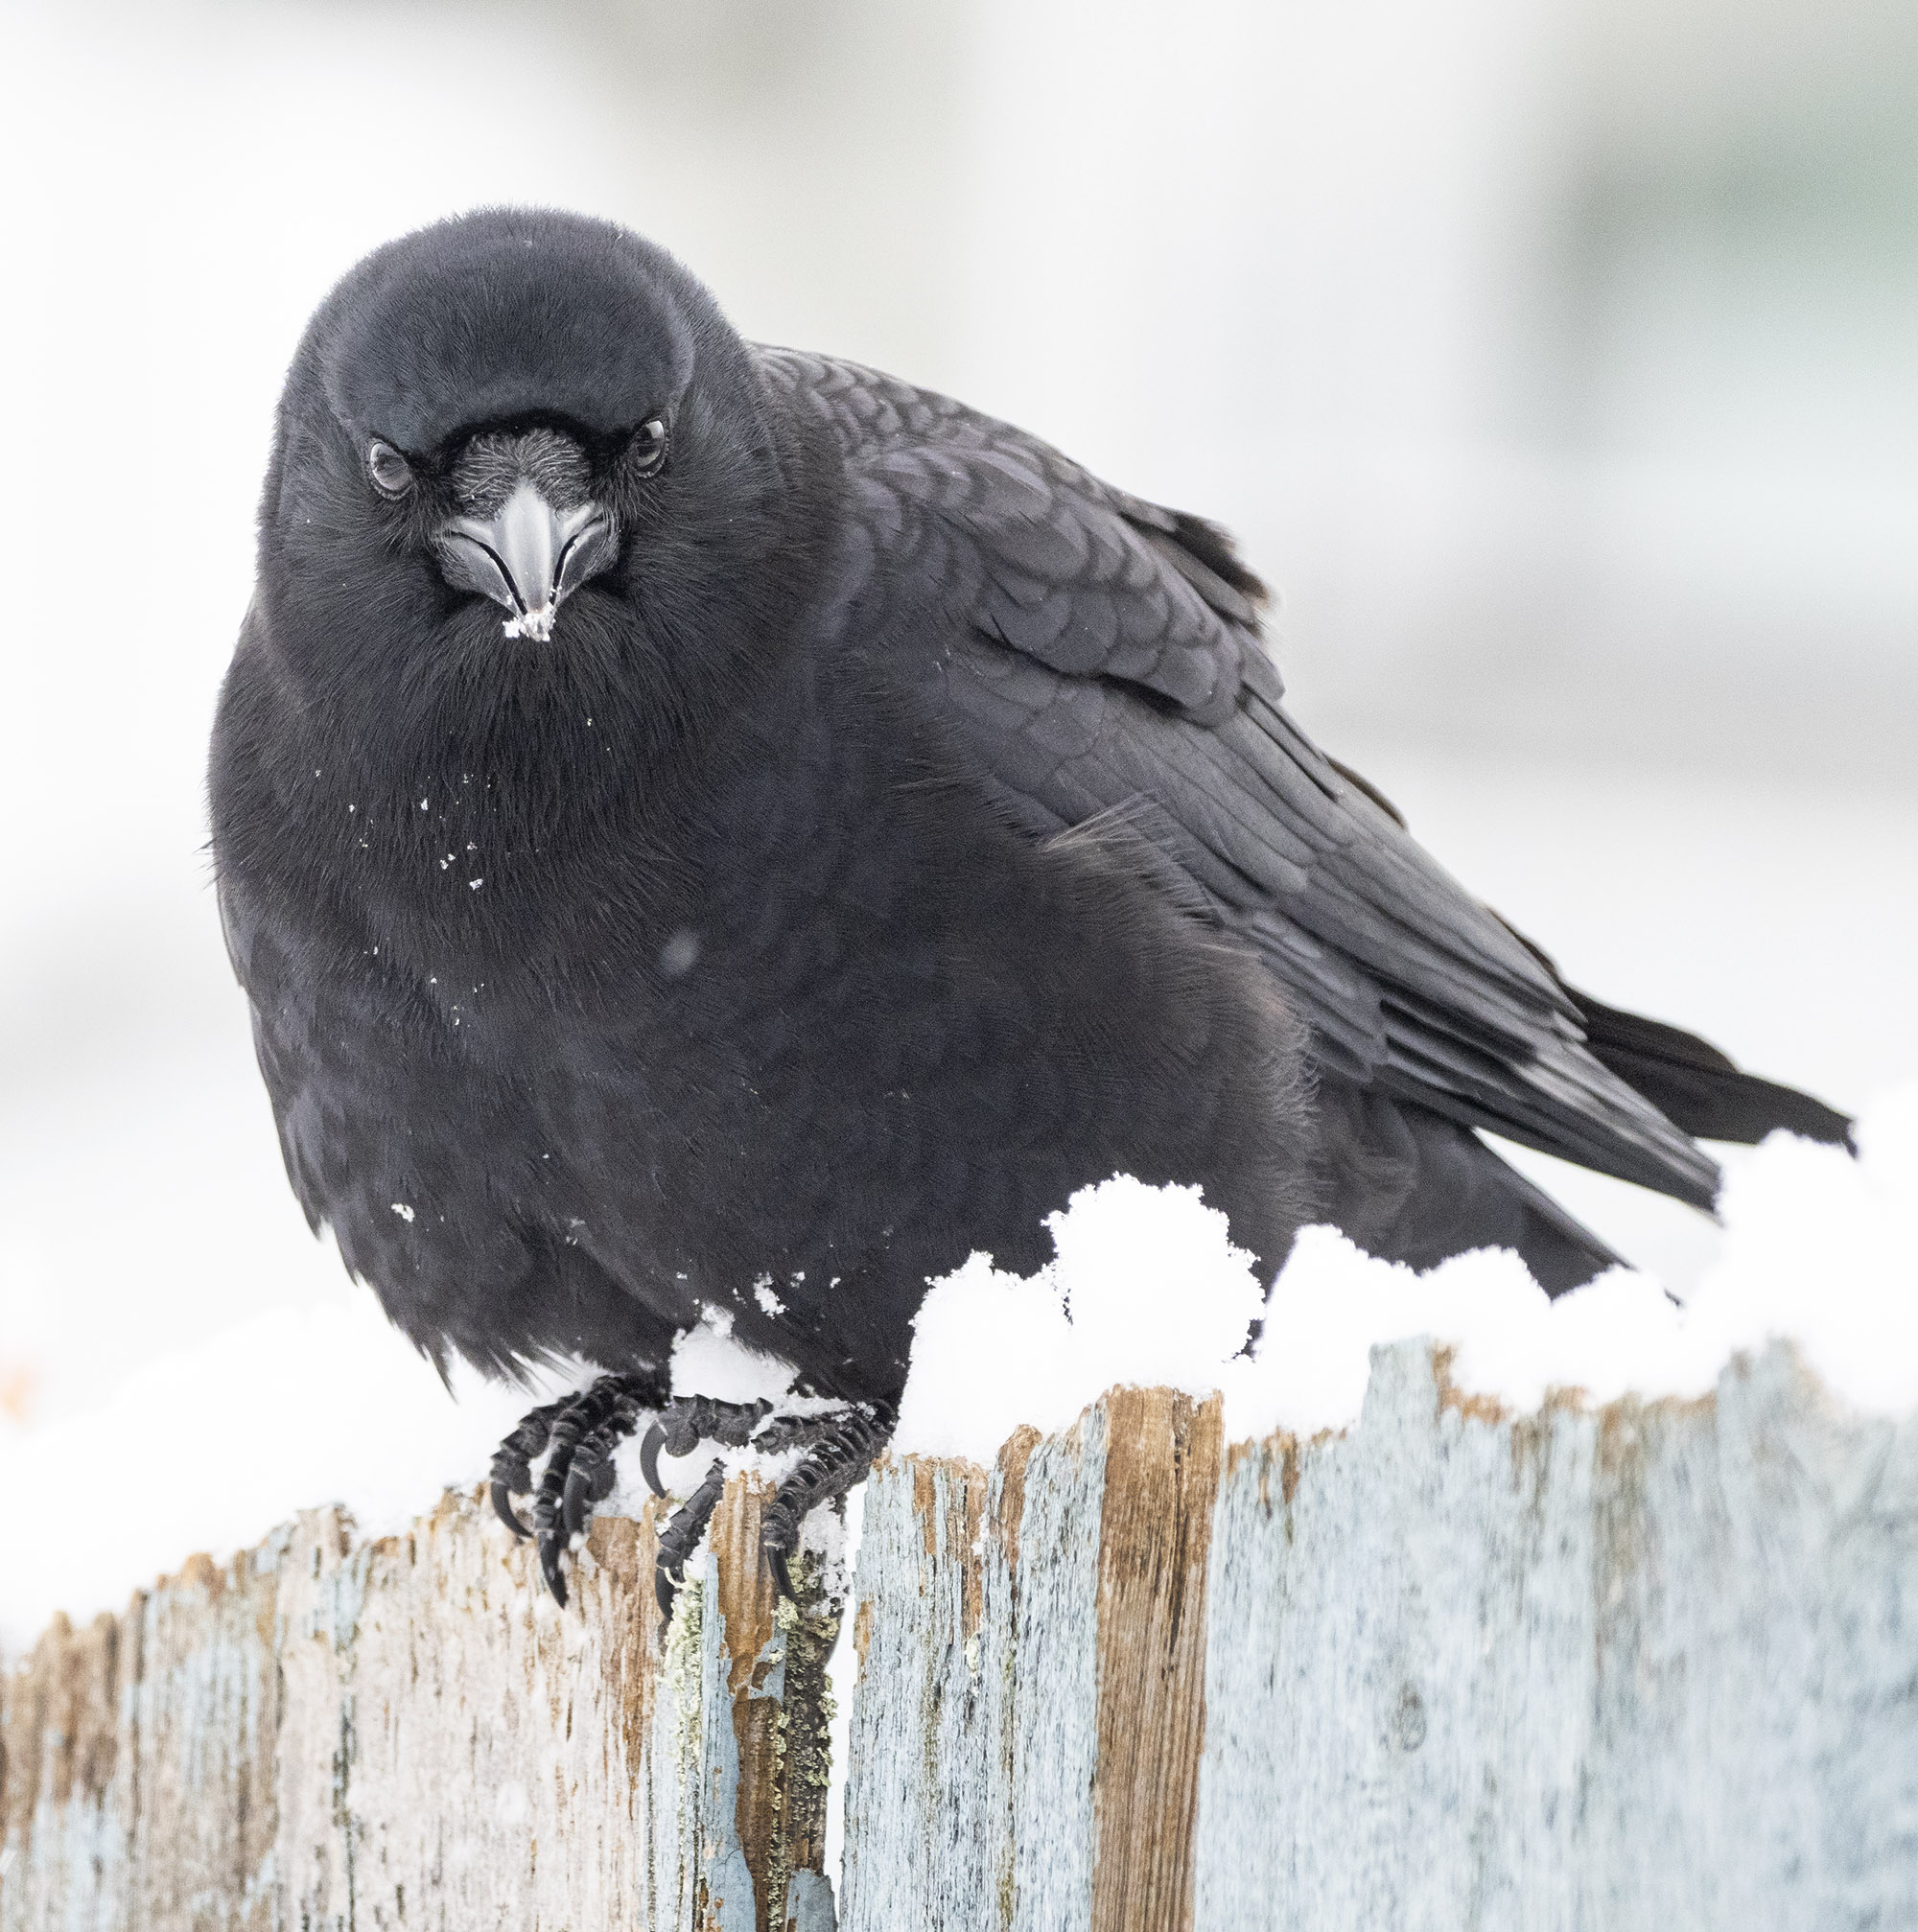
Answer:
451, 426, 593, 516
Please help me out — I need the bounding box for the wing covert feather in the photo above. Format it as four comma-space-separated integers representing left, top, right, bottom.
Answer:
761, 346, 1718, 1205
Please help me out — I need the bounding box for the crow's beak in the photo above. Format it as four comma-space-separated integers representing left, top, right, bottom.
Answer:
434, 482, 619, 641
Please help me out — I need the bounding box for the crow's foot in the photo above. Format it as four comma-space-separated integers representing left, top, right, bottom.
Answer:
497, 1383, 896, 1621
488, 1394, 576, 1538
488, 1371, 661, 1607
640, 1393, 896, 1612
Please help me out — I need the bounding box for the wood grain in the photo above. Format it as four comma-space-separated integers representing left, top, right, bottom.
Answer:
1088, 1388, 1221, 1932
842, 1342, 1918, 1931
0, 1482, 842, 1932
9, 1340, 1914, 1929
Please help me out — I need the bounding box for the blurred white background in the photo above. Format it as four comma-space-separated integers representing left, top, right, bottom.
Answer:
2, 0, 1914, 1441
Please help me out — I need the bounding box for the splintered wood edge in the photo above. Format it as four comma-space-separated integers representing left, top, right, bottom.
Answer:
862, 1354, 1786, 1932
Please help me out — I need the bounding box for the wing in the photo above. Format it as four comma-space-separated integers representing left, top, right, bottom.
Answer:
762, 346, 1722, 1208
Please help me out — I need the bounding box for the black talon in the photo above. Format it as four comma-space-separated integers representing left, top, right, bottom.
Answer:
487, 1392, 573, 1538
491, 1479, 530, 1539
768, 1545, 797, 1604
533, 1381, 618, 1601
533, 1460, 575, 1606
640, 1394, 775, 1499
540, 1530, 571, 1607
563, 1392, 637, 1536
486, 1371, 663, 1604
639, 1422, 669, 1498
561, 1459, 596, 1539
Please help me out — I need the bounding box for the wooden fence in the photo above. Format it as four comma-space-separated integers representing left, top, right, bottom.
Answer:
5, 1339, 1914, 1929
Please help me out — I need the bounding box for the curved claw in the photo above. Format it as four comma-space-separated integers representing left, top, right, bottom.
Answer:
655, 1559, 680, 1621
562, 1461, 596, 1539
767, 1545, 797, 1604
492, 1479, 531, 1540
639, 1422, 669, 1498
539, 1535, 571, 1608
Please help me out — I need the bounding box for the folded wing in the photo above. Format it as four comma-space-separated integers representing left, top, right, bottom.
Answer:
765, 348, 1831, 1214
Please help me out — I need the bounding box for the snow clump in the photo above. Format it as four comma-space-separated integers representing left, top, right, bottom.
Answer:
892, 1084, 1918, 1464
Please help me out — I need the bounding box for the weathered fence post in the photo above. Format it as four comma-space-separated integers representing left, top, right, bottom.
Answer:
8, 1338, 1915, 1929
839, 1339, 1918, 1931
0, 1478, 842, 1931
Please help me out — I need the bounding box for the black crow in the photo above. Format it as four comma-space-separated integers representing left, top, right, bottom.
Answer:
209, 209, 1849, 1605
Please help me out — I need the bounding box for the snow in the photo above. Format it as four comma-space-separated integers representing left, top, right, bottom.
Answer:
894, 1175, 1268, 1457
3, 1092, 1912, 1655
502, 608, 556, 643
662, 1305, 793, 1408
893, 1085, 1918, 1462
0, 1273, 555, 1651
0, 1288, 823, 1651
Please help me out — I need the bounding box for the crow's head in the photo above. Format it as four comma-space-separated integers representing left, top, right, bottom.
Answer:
256, 210, 800, 751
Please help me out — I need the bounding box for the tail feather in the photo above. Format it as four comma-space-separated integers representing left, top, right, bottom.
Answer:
1569, 991, 1853, 1150
1309, 977, 1852, 1296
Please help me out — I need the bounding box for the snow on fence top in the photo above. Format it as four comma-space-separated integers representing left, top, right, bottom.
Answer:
3, 1086, 1912, 1651
896, 1086, 1918, 1459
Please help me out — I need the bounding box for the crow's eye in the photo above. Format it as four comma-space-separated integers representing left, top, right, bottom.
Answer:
368, 440, 414, 498
630, 418, 667, 477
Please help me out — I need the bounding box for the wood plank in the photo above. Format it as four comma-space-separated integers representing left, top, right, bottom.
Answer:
841, 1341, 1918, 1931
10, 1339, 1915, 1928
0, 1482, 843, 1932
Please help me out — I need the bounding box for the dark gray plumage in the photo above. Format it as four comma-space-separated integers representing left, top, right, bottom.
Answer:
208, 210, 1847, 1593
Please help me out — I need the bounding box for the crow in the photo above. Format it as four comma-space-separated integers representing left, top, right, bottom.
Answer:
209, 208, 1849, 1607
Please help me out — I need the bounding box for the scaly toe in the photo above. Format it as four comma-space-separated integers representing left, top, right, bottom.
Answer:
489, 1372, 662, 1603
759, 1401, 895, 1593
652, 1456, 730, 1633
639, 1393, 775, 1498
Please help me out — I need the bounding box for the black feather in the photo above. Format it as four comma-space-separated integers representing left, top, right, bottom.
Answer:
1571, 993, 1855, 1150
